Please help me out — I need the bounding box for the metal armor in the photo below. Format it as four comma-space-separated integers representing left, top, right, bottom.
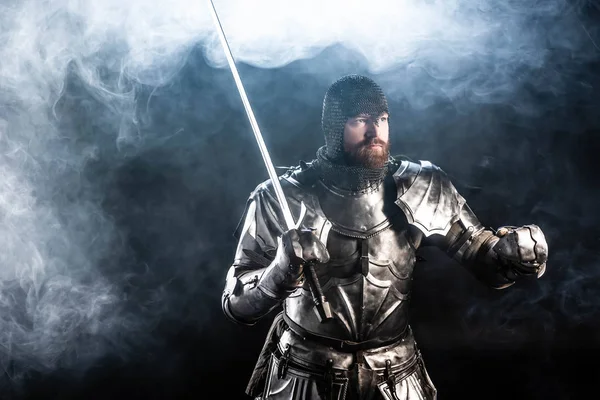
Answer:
223, 158, 548, 400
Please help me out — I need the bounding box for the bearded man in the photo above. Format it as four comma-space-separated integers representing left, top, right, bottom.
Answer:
221, 75, 548, 400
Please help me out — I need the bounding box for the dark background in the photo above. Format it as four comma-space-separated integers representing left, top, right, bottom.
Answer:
1, 1, 599, 400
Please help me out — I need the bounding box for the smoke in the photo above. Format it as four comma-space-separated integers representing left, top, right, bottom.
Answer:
0, 0, 597, 392
202, 0, 597, 111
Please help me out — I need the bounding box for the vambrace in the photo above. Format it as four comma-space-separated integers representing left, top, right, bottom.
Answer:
222, 246, 301, 325
450, 227, 514, 289
445, 205, 548, 289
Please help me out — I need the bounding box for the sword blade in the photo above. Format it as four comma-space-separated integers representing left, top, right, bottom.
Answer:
207, 0, 295, 230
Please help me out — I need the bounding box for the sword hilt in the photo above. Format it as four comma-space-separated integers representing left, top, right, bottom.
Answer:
304, 261, 333, 322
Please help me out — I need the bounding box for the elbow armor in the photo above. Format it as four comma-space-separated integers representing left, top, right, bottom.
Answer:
222, 265, 281, 326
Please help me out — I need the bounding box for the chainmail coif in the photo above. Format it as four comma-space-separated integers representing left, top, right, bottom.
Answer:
314, 75, 391, 193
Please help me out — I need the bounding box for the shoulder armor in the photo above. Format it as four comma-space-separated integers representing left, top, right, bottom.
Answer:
282, 160, 320, 188
236, 160, 330, 238
392, 160, 466, 237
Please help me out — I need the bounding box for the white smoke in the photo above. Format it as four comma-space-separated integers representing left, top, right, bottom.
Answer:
0, 0, 594, 381
2, 1, 593, 107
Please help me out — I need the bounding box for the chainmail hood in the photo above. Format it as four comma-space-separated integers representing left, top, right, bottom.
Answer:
315, 75, 390, 193
321, 75, 389, 161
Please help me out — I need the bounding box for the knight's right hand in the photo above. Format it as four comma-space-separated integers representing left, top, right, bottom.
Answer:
282, 228, 330, 265
272, 228, 330, 288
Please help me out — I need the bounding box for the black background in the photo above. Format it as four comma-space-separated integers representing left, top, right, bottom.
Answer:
2, 3, 600, 400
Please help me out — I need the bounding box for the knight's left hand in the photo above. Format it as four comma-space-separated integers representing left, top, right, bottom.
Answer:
493, 224, 548, 278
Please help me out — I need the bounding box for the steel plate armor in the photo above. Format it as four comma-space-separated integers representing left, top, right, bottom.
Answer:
221, 75, 548, 400
223, 158, 464, 400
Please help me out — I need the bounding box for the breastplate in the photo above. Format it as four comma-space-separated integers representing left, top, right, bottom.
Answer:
282, 174, 417, 343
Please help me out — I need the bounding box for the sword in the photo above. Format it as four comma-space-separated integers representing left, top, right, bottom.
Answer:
207, 0, 332, 322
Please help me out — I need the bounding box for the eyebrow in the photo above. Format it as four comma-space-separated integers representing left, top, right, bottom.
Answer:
352, 113, 388, 119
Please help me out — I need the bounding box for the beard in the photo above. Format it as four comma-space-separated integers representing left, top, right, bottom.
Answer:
343, 138, 390, 169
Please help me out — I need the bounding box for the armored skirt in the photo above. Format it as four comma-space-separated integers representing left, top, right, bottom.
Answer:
249, 312, 437, 400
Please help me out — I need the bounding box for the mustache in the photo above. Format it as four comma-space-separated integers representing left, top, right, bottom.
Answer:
360, 138, 387, 147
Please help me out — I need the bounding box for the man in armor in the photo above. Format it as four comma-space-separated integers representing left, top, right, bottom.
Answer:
221, 75, 549, 400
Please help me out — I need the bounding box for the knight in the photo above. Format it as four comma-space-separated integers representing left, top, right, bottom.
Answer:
221, 75, 548, 400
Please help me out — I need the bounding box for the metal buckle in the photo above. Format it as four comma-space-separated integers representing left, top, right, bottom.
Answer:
383, 359, 400, 400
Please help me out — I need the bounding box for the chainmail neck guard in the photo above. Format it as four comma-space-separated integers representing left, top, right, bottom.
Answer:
314, 145, 390, 194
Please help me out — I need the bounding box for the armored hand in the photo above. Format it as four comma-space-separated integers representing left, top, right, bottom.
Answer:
493, 224, 548, 279
257, 228, 330, 299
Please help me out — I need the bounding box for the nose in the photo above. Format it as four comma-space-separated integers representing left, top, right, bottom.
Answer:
366, 119, 381, 137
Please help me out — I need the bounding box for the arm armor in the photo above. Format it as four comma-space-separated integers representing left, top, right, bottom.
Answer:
443, 204, 547, 289
391, 160, 548, 288
222, 260, 297, 326
222, 189, 300, 325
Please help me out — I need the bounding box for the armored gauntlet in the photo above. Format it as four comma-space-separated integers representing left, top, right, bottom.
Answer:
258, 228, 330, 299
448, 216, 549, 289
493, 224, 548, 279
223, 228, 329, 324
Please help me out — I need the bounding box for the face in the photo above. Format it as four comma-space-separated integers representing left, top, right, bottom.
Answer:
343, 113, 390, 168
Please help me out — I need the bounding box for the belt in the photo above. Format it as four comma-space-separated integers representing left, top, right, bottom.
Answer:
283, 313, 408, 352
272, 340, 422, 400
